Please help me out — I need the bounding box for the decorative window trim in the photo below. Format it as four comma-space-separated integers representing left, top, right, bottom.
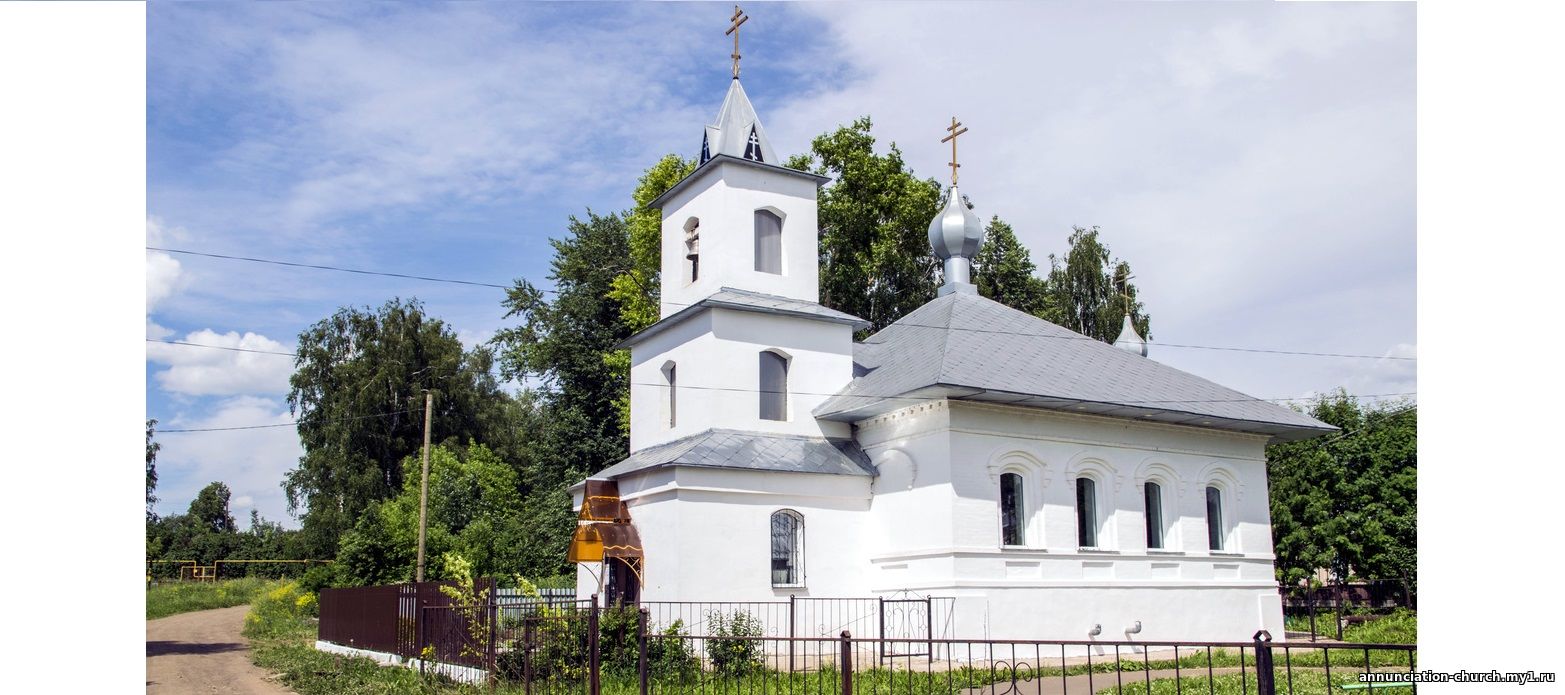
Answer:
681, 217, 701, 285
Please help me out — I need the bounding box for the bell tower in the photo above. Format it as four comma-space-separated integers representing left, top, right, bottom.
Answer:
647, 16, 828, 316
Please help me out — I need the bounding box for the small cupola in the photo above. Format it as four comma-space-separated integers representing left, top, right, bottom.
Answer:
929, 117, 983, 296
1113, 313, 1148, 357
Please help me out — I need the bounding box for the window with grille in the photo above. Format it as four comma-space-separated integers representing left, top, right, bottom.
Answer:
770, 510, 803, 586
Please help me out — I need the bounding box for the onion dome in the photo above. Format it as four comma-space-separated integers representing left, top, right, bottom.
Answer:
1113, 313, 1148, 357
928, 186, 984, 294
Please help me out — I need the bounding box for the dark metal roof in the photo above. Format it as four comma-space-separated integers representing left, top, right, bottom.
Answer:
589, 428, 876, 481
814, 292, 1335, 442
616, 287, 870, 350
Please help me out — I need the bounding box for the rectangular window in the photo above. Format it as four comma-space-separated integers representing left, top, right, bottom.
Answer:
1076, 478, 1097, 548
667, 364, 676, 428
754, 210, 782, 274
1144, 482, 1164, 549
1000, 473, 1024, 546
1206, 486, 1224, 551
759, 351, 788, 421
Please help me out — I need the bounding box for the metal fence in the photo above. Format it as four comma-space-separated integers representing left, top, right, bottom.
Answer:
319, 588, 1417, 694
1281, 579, 1416, 642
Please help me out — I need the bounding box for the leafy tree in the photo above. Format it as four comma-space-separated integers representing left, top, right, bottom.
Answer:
146, 419, 160, 519
1267, 391, 1417, 589
608, 154, 697, 333
787, 117, 943, 333
335, 443, 528, 584
285, 297, 515, 558
494, 211, 637, 575
974, 216, 1049, 317
189, 481, 237, 535
605, 155, 697, 427
1044, 226, 1150, 343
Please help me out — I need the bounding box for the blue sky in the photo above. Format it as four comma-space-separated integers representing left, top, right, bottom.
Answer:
146, 1, 1415, 527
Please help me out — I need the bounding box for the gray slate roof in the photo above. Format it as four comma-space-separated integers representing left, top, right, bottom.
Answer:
617, 287, 870, 349
814, 292, 1334, 442
591, 429, 875, 481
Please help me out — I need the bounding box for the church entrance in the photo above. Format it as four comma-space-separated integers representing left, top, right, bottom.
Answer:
604, 557, 641, 606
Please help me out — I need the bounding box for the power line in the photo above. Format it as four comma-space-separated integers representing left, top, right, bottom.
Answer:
150, 246, 1413, 361
147, 338, 298, 357
156, 408, 422, 433
147, 246, 512, 290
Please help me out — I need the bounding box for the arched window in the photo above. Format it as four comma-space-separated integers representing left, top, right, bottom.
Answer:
770, 509, 804, 586
661, 362, 677, 428
1144, 481, 1164, 549
683, 217, 700, 283
1205, 486, 1225, 551
759, 350, 788, 420
1076, 477, 1098, 548
999, 472, 1025, 546
754, 209, 782, 274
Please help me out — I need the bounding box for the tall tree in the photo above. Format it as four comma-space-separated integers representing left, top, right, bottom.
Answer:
608, 154, 698, 333
285, 297, 512, 558
1267, 392, 1418, 588
1044, 226, 1150, 343
974, 216, 1050, 317
494, 211, 637, 576
787, 117, 943, 333
146, 419, 160, 520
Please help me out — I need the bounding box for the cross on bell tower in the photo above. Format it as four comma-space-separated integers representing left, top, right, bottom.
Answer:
726, 5, 749, 79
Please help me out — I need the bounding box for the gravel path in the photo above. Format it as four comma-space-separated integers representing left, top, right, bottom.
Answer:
146, 605, 295, 694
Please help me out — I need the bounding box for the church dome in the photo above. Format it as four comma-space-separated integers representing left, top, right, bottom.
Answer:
928, 186, 983, 262
1113, 313, 1148, 357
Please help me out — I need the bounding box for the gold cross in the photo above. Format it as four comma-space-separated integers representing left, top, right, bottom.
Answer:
726, 5, 749, 79
941, 116, 969, 186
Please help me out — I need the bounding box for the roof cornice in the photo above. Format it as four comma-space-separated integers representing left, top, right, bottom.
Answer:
646, 154, 830, 210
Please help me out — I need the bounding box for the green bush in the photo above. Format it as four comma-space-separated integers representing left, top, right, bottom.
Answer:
495, 606, 699, 685
705, 610, 764, 677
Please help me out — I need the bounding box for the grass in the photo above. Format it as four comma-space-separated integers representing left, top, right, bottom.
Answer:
243, 594, 1416, 695
1098, 669, 1399, 695
147, 576, 271, 620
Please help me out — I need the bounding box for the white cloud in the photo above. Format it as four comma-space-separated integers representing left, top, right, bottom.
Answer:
773, 2, 1414, 403
146, 328, 295, 396
151, 4, 714, 235
146, 216, 191, 314
153, 396, 302, 527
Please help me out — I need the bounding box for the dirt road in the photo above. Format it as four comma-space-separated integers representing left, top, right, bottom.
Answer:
146, 605, 295, 694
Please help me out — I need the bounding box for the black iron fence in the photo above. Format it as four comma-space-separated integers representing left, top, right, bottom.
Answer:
1281, 579, 1417, 642
319, 588, 1417, 694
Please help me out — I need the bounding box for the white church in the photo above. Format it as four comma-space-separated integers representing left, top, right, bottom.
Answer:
570, 35, 1332, 645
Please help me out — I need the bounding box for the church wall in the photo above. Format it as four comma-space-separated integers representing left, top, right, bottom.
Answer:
852, 400, 1285, 642
658, 162, 821, 317
628, 307, 853, 450
577, 466, 873, 603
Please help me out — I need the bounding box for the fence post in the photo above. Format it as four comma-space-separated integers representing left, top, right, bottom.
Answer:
1307, 591, 1317, 643
488, 601, 498, 686
840, 631, 853, 695
638, 608, 650, 695
1334, 583, 1344, 641
877, 596, 885, 661
589, 594, 601, 695
523, 619, 534, 695
1253, 630, 1276, 695
789, 594, 797, 672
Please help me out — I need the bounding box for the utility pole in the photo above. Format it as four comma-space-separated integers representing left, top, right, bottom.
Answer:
416, 389, 433, 582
